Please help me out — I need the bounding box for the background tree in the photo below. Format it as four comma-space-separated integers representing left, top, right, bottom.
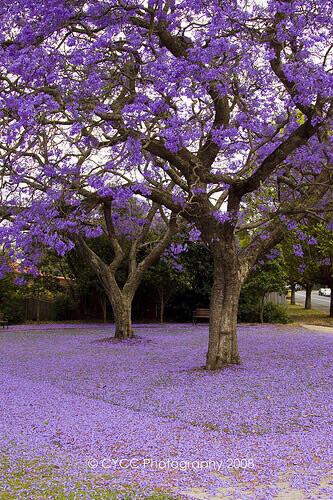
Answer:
66, 236, 114, 322
315, 224, 333, 317
0, 273, 25, 324
241, 252, 288, 324
0, 0, 332, 368
282, 228, 322, 310
144, 240, 214, 322
1, 170, 179, 337
144, 255, 192, 323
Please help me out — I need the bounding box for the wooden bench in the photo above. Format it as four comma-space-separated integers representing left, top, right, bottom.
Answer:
0, 312, 8, 329
193, 308, 209, 324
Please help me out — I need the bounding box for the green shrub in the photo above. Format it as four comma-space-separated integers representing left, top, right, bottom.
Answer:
263, 302, 290, 324
238, 293, 260, 323
0, 297, 25, 324
238, 296, 290, 324
54, 295, 79, 321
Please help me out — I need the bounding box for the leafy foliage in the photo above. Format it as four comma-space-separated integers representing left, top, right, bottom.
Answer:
0, 274, 25, 324
239, 256, 288, 323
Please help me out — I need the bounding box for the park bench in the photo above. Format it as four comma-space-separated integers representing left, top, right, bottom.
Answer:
193, 308, 210, 324
0, 312, 8, 329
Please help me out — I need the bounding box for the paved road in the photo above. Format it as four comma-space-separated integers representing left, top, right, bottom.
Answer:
295, 290, 331, 313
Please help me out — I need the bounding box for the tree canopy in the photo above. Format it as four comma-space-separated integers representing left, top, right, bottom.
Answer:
0, 0, 332, 367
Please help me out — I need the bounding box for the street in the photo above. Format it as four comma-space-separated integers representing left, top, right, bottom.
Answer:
295, 290, 331, 313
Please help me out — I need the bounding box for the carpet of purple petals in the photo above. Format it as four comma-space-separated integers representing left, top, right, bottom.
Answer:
0, 323, 333, 499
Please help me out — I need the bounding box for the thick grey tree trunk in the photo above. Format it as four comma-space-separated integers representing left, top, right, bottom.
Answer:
206, 246, 243, 370
101, 269, 136, 339
305, 284, 312, 310
112, 295, 133, 339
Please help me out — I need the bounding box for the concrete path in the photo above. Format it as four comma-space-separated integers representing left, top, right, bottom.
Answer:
301, 323, 333, 333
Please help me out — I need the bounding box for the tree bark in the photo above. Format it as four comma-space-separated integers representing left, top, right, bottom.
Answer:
101, 295, 107, 323
99, 267, 135, 339
159, 290, 164, 324
305, 284, 312, 310
36, 296, 40, 323
73, 212, 178, 340
205, 245, 243, 370
329, 279, 333, 318
290, 284, 296, 305
112, 295, 133, 339
75, 237, 135, 339
259, 296, 265, 324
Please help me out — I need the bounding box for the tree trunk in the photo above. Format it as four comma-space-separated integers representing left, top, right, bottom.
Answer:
101, 295, 107, 323
329, 280, 333, 318
305, 284, 312, 310
290, 284, 296, 305
36, 293, 40, 324
159, 290, 164, 324
113, 297, 133, 339
259, 296, 265, 324
206, 247, 242, 370
74, 217, 177, 340
92, 262, 135, 339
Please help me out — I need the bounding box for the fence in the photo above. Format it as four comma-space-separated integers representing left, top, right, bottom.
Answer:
265, 291, 286, 305
24, 297, 56, 322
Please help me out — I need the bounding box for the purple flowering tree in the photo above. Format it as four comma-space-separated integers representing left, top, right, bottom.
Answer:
73, 200, 179, 338
0, 125, 178, 337
0, 0, 333, 367
1, 182, 178, 338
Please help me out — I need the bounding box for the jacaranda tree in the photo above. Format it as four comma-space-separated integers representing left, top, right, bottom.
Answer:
0, 147, 178, 338
0, 0, 332, 367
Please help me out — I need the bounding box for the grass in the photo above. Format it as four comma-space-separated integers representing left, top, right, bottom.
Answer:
287, 303, 333, 327
0, 455, 178, 500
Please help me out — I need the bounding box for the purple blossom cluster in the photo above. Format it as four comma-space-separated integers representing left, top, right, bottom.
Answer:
0, 0, 332, 280
1, 323, 333, 498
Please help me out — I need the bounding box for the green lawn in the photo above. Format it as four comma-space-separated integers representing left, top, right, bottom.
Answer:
287, 303, 333, 327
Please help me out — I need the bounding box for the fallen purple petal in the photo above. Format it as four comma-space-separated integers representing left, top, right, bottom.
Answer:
0, 323, 332, 499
